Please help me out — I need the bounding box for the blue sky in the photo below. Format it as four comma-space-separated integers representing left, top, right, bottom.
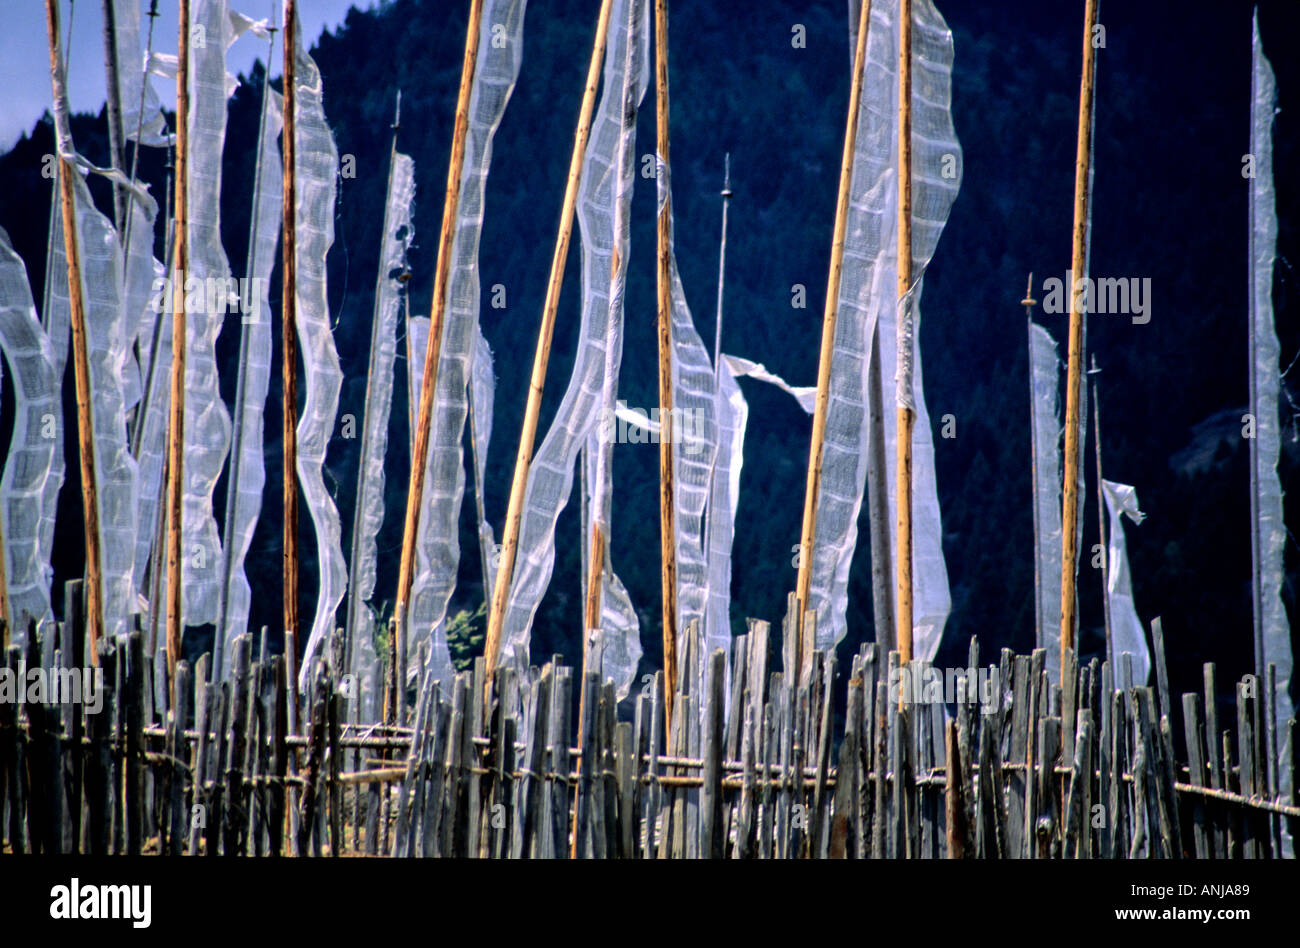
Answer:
0, 0, 377, 150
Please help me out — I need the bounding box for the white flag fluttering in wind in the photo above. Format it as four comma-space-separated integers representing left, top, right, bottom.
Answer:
0, 228, 61, 638
347, 147, 415, 719
470, 329, 499, 600
705, 355, 814, 675
810, 0, 958, 659
167, 0, 249, 630
46, 32, 150, 643
499, 0, 650, 690
579, 0, 649, 701
703, 359, 749, 668
1248, 11, 1292, 807
135, 10, 267, 619
1101, 479, 1149, 688
110, 0, 172, 147
218, 89, 284, 672
408, 0, 528, 688
293, 35, 347, 685
1029, 321, 1064, 684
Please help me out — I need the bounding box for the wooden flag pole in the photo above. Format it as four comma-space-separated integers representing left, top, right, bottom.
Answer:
793, 0, 871, 678
653, 0, 679, 727
44, 0, 106, 663
394, 0, 486, 679
895, 0, 915, 666
1059, 0, 1100, 671
282, 0, 300, 690
584, 523, 605, 637
165, 0, 192, 682
482, 0, 615, 683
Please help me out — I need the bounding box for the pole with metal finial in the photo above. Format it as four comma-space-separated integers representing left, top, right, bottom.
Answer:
712, 153, 732, 375
1089, 354, 1113, 671
1023, 273, 1041, 641
700, 152, 733, 633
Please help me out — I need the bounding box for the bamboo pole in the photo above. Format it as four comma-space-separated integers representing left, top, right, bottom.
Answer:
44, 0, 106, 663
653, 0, 679, 727
165, 0, 191, 683
282, 0, 299, 685
794, 0, 872, 676
482, 0, 615, 682
394, 0, 486, 678
584, 523, 605, 636
1090, 355, 1113, 667
895, 0, 914, 665
1059, 0, 1100, 671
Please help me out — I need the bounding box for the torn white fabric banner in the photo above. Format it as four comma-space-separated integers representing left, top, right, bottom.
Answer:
1028, 320, 1063, 685
170, 0, 237, 628
722, 354, 816, 414
499, 0, 649, 692
346, 145, 415, 710
811, 0, 958, 660
110, 0, 171, 147
1249, 10, 1292, 825
703, 357, 748, 670
293, 35, 348, 685
48, 39, 144, 642
470, 327, 499, 599
0, 228, 60, 638
409, 0, 528, 690
657, 152, 719, 702
1101, 479, 1149, 687
218, 88, 284, 671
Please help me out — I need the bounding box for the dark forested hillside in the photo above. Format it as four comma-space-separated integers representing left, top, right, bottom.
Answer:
1, 0, 1297, 711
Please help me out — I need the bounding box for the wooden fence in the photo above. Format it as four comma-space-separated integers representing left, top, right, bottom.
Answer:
1, 585, 1296, 858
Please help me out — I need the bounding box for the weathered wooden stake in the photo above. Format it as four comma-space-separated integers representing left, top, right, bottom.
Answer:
652, 0, 680, 736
